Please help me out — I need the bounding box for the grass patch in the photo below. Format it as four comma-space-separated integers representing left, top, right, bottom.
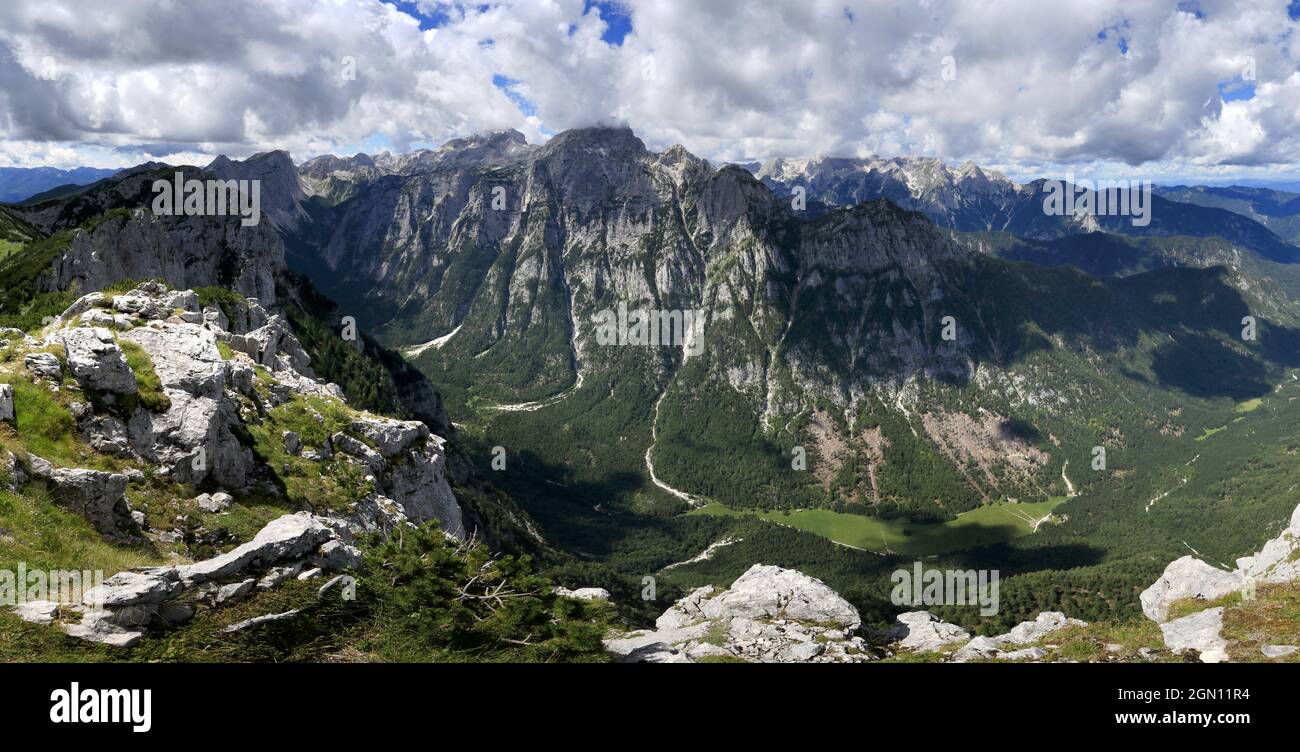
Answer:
1236, 398, 1264, 413
0, 376, 78, 464
1195, 425, 1226, 442
0, 239, 22, 262
243, 396, 368, 513
1222, 583, 1300, 662
0, 487, 160, 573
1166, 590, 1243, 622
194, 286, 247, 321
117, 339, 171, 412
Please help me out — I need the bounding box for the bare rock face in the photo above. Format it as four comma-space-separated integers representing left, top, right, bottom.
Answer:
698, 564, 862, 629
1236, 503, 1300, 585
26, 458, 139, 541
1139, 556, 1244, 623
120, 302, 252, 489
605, 564, 869, 663
0, 383, 12, 422
21, 182, 283, 305
350, 416, 429, 457
384, 435, 463, 538
60, 327, 138, 395
24, 351, 62, 380
84, 570, 183, 608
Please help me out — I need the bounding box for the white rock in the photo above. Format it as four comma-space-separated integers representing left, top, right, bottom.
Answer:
222, 609, 301, 633
257, 562, 307, 590
1139, 556, 1244, 623
654, 586, 716, 631
349, 416, 429, 457
555, 587, 611, 601
12, 600, 62, 625
998, 611, 1086, 645
889, 611, 970, 652
0, 384, 12, 422
83, 569, 182, 607
64, 610, 144, 648
61, 327, 138, 394
177, 513, 334, 583
698, 564, 860, 630
314, 539, 362, 571
1160, 607, 1229, 663
215, 578, 256, 606
1236, 504, 1300, 585
42, 466, 139, 540
606, 565, 869, 664
197, 491, 233, 512
953, 635, 1003, 662
24, 352, 62, 380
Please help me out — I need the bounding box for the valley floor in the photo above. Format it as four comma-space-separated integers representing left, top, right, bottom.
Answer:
689, 498, 1066, 556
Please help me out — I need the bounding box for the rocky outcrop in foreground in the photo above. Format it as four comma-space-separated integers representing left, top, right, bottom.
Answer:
605, 564, 870, 663
4, 281, 470, 647
1135, 502, 1300, 662
13, 512, 361, 647
603, 502, 1300, 664
605, 564, 1089, 664
887, 609, 1086, 662
4, 282, 463, 539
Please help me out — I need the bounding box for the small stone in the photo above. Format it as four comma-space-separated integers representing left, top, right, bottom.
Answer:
222, 609, 301, 634
215, 578, 256, 606
1261, 644, 1299, 659
953, 635, 1003, 662
999, 647, 1047, 661
314, 539, 362, 571
318, 574, 354, 598
196, 492, 233, 512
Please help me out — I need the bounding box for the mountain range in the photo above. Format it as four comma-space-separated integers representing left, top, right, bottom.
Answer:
0, 166, 120, 204
5, 126, 1300, 658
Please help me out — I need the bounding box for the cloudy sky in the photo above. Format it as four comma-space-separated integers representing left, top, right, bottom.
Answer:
2, 0, 1299, 183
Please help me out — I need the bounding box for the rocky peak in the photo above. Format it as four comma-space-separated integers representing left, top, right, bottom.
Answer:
539, 125, 648, 161
206, 150, 306, 230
